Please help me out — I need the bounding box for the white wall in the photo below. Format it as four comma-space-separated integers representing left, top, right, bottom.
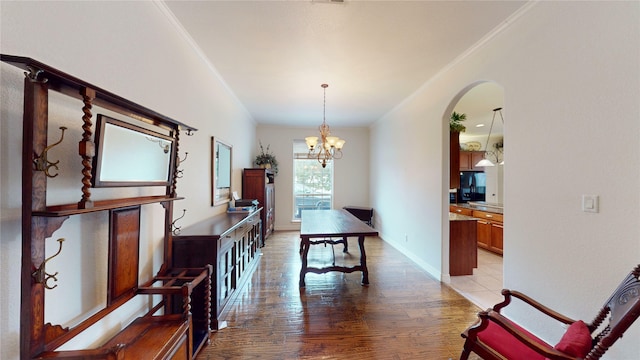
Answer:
255, 125, 370, 231
371, 2, 639, 358
0, 2, 256, 359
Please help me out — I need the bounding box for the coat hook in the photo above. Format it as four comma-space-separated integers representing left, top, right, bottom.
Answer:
176, 152, 188, 178
172, 209, 186, 235
33, 126, 67, 177
178, 152, 189, 165
32, 238, 64, 290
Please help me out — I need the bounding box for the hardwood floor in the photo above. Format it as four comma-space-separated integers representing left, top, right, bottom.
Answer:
197, 231, 482, 360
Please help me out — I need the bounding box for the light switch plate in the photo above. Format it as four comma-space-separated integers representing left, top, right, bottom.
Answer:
582, 195, 599, 213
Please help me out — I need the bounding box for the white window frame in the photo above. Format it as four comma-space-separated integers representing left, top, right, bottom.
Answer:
292, 139, 334, 221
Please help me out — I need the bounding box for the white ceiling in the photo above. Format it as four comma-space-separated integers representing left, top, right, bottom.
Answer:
455, 82, 505, 142
162, 0, 525, 131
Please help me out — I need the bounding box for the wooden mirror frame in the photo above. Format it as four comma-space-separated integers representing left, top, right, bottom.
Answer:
93, 114, 176, 187
211, 137, 232, 206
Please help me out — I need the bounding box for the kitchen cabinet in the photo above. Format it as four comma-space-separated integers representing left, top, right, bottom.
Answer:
490, 221, 503, 254
473, 210, 503, 255
460, 151, 486, 171
449, 213, 478, 276
450, 204, 473, 216
450, 132, 461, 189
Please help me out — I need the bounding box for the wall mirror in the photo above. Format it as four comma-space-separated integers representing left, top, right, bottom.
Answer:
212, 137, 232, 206
92, 114, 175, 187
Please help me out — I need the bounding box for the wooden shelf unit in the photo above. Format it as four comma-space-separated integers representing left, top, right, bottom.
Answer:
34, 195, 184, 216
2, 54, 209, 359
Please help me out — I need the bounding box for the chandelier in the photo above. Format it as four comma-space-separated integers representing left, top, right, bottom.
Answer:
305, 84, 345, 168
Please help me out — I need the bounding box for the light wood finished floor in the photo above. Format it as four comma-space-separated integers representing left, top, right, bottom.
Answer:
197, 231, 482, 360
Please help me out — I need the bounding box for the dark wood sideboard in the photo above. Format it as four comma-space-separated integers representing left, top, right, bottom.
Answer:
172, 209, 263, 330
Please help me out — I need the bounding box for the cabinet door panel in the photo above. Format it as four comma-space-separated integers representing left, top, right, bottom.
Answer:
490, 222, 503, 255
476, 220, 491, 250
471, 151, 485, 171
459, 152, 472, 170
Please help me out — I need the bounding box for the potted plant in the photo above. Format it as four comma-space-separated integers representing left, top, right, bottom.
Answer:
254, 141, 278, 175
450, 111, 467, 132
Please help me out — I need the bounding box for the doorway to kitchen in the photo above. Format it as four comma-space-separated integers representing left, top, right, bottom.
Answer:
445, 81, 505, 309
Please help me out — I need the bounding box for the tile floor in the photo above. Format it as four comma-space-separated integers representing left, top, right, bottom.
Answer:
449, 249, 504, 310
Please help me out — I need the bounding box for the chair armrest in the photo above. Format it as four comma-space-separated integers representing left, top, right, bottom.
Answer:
494, 289, 577, 325
481, 310, 580, 360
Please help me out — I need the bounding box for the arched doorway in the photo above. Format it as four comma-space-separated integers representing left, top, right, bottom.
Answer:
445, 81, 505, 309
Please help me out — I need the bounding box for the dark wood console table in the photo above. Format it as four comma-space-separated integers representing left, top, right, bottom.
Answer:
299, 209, 378, 287
342, 206, 374, 226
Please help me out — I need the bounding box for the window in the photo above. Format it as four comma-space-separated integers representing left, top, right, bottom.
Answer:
292, 139, 334, 220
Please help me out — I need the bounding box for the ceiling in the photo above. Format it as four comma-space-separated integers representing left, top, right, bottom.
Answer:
162, 0, 525, 132
454, 82, 505, 143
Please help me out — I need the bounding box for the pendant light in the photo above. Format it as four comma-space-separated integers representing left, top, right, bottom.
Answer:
475, 107, 503, 167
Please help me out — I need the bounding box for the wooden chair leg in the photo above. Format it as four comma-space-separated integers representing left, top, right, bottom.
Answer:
459, 348, 470, 360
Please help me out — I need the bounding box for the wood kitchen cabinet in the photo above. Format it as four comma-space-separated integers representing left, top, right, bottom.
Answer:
460, 151, 486, 171
476, 219, 492, 250
243, 168, 275, 242
473, 210, 503, 255
450, 204, 473, 216
450, 132, 461, 189
449, 213, 478, 276
490, 221, 503, 254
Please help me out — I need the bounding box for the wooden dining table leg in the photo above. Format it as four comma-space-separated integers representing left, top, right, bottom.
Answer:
299, 237, 310, 287
358, 235, 369, 285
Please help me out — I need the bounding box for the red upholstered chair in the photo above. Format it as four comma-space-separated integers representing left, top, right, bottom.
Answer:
460, 264, 640, 360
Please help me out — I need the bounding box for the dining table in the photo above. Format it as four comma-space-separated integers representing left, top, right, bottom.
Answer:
299, 209, 378, 287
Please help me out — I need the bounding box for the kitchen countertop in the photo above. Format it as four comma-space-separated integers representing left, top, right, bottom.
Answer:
449, 213, 477, 221
452, 201, 503, 214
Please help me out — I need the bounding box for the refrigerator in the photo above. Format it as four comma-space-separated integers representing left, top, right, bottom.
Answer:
458, 171, 486, 202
